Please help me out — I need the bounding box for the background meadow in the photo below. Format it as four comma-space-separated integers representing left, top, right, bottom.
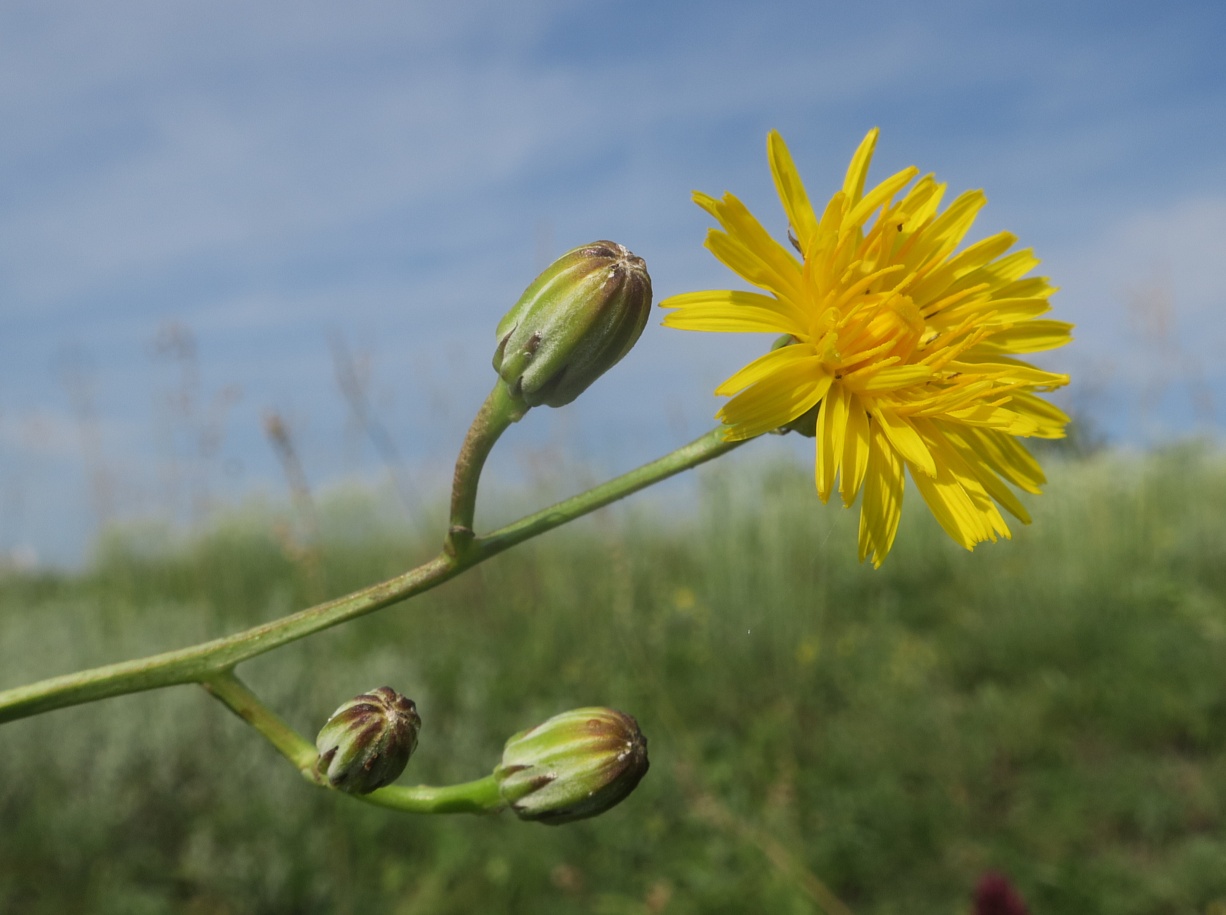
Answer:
4, 443, 1226, 913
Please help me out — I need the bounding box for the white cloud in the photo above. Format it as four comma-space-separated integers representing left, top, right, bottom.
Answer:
2, 0, 1225, 561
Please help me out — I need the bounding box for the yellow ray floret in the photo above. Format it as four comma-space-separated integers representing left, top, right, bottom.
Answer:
660, 130, 1073, 566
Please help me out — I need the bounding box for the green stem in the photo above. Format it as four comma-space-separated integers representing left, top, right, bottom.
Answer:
0, 426, 744, 725
201, 670, 321, 781
0, 553, 456, 724
479, 425, 744, 560
360, 774, 505, 815
447, 381, 526, 558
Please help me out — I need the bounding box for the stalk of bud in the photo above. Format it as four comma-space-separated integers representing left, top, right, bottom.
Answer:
493, 241, 652, 408
314, 687, 421, 795
494, 707, 649, 825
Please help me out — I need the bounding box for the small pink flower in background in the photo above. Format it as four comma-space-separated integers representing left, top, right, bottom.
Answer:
974, 870, 1029, 915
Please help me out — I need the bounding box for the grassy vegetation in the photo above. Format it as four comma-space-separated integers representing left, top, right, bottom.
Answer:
3, 445, 1226, 914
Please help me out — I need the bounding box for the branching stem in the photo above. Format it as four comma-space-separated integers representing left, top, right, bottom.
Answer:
0, 426, 744, 727
201, 669, 321, 781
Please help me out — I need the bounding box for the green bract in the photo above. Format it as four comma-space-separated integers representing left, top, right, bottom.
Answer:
493, 241, 652, 408
314, 687, 421, 794
494, 707, 649, 825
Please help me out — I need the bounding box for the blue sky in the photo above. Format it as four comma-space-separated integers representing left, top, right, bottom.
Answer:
3, 0, 1225, 564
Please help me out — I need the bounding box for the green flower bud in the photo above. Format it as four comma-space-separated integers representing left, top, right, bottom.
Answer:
493, 241, 652, 408
494, 707, 649, 825
314, 687, 420, 794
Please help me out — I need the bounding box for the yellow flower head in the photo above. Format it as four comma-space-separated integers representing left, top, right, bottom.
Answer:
661, 130, 1072, 566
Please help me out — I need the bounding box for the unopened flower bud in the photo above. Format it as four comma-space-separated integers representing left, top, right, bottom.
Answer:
314, 687, 420, 794
494, 707, 649, 825
493, 241, 652, 408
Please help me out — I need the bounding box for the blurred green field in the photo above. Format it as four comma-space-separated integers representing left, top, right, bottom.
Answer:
3, 445, 1226, 914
